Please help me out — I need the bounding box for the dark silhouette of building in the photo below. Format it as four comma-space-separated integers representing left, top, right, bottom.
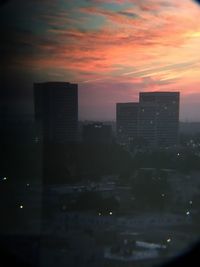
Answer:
116, 103, 139, 145
138, 101, 157, 147
34, 82, 78, 144
116, 92, 180, 147
82, 122, 112, 144
139, 92, 180, 147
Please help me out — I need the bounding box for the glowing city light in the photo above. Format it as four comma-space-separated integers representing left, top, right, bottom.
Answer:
167, 238, 171, 243
186, 211, 190, 216
109, 211, 113, 215
19, 205, 24, 209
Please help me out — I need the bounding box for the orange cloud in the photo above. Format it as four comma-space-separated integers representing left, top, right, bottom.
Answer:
5, 0, 200, 120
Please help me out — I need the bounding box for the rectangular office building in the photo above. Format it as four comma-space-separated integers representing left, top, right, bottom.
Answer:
139, 92, 180, 147
116, 103, 139, 145
34, 82, 78, 144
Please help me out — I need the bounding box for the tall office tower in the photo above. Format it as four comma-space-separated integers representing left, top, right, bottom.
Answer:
138, 102, 157, 146
139, 92, 180, 147
116, 103, 139, 145
34, 82, 78, 144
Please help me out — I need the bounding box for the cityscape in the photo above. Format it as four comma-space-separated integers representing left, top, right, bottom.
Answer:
2, 81, 200, 267
2, 0, 200, 267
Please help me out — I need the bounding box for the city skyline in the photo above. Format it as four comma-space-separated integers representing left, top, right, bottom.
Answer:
1, 0, 200, 121
116, 92, 179, 147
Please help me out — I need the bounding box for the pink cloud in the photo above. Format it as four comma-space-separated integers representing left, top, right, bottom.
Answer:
8, 0, 200, 120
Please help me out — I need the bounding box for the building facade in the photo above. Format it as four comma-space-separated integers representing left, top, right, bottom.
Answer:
139, 92, 180, 147
116, 103, 139, 145
116, 92, 180, 147
34, 82, 78, 144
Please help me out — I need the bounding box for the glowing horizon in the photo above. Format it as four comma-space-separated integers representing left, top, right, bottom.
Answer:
1, 0, 200, 121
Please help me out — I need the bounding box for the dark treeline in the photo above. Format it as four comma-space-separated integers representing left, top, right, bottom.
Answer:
2, 141, 200, 185
2, 140, 200, 225
1, 142, 133, 189
43, 143, 132, 184
131, 169, 171, 211
1, 143, 43, 182
132, 149, 200, 173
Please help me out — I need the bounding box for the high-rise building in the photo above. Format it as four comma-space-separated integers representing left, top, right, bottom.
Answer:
116, 92, 180, 147
138, 102, 157, 146
116, 103, 139, 145
139, 92, 180, 147
34, 82, 78, 144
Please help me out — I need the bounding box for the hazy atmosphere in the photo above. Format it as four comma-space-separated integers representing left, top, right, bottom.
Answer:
1, 0, 200, 120
2, 1, 200, 267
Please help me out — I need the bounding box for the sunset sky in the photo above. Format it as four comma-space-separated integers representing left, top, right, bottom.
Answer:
1, 0, 200, 121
